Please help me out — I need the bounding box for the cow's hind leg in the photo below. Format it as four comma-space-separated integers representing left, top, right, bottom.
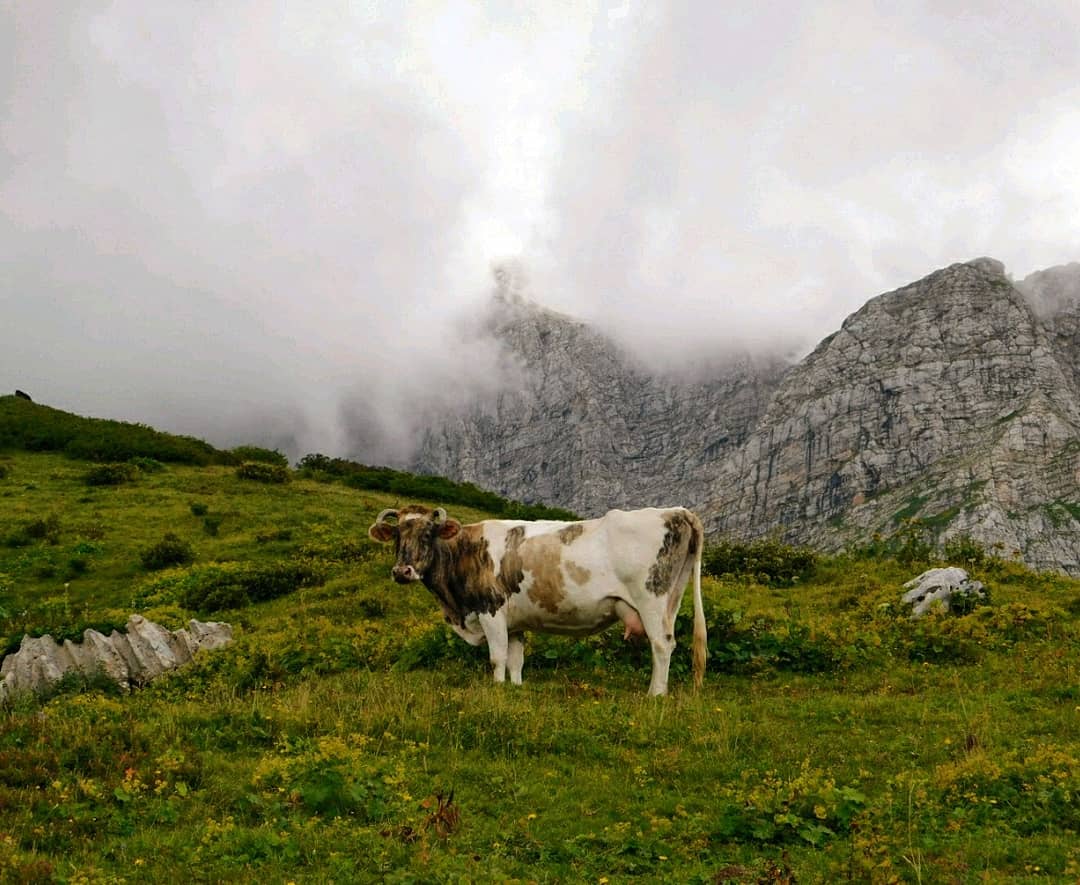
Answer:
639, 610, 676, 696
507, 633, 525, 685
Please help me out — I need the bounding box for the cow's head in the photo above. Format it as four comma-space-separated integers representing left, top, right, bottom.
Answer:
368, 505, 462, 584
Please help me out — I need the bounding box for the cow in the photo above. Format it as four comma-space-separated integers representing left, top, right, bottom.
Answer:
368, 504, 707, 695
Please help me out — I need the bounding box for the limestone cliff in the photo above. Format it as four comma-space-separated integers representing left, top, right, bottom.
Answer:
411, 259, 1080, 573
413, 283, 785, 516
706, 259, 1080, 573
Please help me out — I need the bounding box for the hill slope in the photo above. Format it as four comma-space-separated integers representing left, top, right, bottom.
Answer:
1, 445, 1079, 881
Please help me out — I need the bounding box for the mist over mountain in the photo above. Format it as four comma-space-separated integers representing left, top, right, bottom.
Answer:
409, 258, 1080, 574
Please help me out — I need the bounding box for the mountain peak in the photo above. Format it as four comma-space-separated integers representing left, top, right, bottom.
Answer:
964, 256, 1007, 277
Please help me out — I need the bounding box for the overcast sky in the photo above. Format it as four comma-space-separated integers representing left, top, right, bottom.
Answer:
3, 1, 1079, 461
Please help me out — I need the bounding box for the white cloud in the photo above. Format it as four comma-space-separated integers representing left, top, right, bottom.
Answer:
3, 1, 1080, 459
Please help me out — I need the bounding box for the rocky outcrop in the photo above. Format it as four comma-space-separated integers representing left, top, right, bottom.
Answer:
901, 567, 987, 617
705, 259, 1080, 573
1018, 262, 1080, 390
413, 275, 786, 516
411, 258, 1080, 574
0, 615, 233, 703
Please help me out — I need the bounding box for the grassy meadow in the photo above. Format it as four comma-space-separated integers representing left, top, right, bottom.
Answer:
1, 402, 1079, 882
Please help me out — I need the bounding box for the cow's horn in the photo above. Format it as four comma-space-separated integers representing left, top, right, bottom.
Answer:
375, 508, 399, 525
432, 507, 447, 524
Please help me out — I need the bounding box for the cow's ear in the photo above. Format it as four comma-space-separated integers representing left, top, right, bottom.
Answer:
437, 519, 461, 540
369, 523, 398, 543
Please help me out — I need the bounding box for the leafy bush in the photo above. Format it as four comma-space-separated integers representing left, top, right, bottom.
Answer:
714, 762, 867, 846
703, 537, 817, 586
190, 502, 209, 516
85, 463, 139, 486
171, 560, 328, 612
0, 462, 9, 480
23, 514, 62, 545
230, 446, 289, 468
943, 533, 988, 568
255, 528, 293, 543
236, 462, 291, 484
129, 456, 165, 473
203, 515, 223, 537
141, 533, 195, 570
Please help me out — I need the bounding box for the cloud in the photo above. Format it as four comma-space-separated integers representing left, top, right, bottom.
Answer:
1, 2, 506, 460
535, 1, 1080, 365
3, 1, 1080, 461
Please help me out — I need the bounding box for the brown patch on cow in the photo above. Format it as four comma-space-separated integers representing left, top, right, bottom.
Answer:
564, 559, 591, 586
427, 522, 505, 625
520, 534, 567, 613
647, 510, 699, 596
557, 523, 584, 545
496, 526, 526, 596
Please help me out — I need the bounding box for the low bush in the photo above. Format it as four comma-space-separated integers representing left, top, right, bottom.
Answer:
255, 528, 293, 543
141, 533, 195, 570
236, 462, 291, 484
172, 560, 328, 612
190, 502, 209, 516
703, 537, 818, 586
230, 446, 289, 468
85, 463, 138, 486
23, 514, 62, 545
129, 456, 165, 473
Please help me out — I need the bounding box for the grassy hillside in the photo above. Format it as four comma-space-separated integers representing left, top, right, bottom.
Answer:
1, 433, 1079, 880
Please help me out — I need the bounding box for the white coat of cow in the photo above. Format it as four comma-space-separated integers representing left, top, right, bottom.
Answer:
368, 504, 707, 695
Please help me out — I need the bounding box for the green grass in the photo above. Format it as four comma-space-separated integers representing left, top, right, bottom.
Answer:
1, 446, 1079, 882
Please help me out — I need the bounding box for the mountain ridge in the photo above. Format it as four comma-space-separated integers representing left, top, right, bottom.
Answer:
412, 258, 1080, 573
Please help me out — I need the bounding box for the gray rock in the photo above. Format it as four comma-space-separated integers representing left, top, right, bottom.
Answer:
902, 567, 986, 617
0, 616, 232, 702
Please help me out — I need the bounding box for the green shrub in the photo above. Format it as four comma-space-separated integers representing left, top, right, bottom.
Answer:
85, 463, 139, 486
230, 446, 289, 468
129, 456, 165, 473
171, 560, 328, 612
703, 537, 818, 586
202, 515, 223, 537
0, 462, 9, 480
255, 528, 293, 543
190, 502, 209, 516
236, 462, 291, 484
141, 533, 195, 570
943, 533, 988, 568
23, 514, 62, 545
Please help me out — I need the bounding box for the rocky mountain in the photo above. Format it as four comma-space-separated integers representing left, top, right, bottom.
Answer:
411, 259, 1080, 574
414, 269, 786, 516
706, 259, 1080, 573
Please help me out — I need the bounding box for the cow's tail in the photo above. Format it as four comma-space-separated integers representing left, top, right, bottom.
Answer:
690, 512, 707, 690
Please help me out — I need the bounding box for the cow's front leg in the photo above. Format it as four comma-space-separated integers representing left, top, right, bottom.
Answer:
507, 633, 525, 685
479, 613, 509, 683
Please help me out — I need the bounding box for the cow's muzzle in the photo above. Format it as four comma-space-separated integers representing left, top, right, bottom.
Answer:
392, 564, 420, 584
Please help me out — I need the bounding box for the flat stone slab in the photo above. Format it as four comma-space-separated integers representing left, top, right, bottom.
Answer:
0, 615, 232, 703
